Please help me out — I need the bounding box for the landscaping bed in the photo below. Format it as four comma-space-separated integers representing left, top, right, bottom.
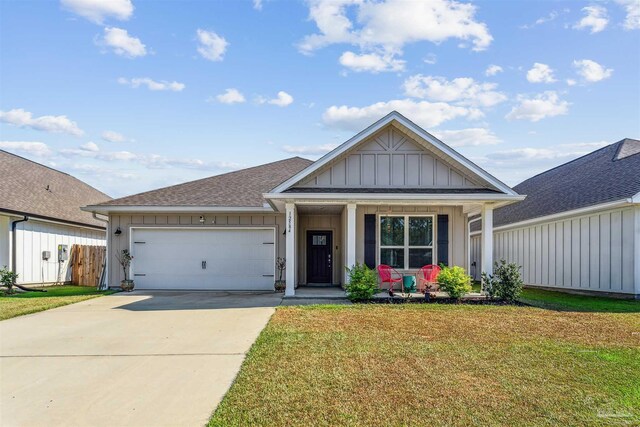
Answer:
356, 296, 529, 306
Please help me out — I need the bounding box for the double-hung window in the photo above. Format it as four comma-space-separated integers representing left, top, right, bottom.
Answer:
379, 215, 434, 270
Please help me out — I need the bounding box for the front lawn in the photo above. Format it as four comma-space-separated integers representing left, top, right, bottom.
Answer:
520, 288, 640, 313
0, 286, 115, 320
210, 297, 640, 426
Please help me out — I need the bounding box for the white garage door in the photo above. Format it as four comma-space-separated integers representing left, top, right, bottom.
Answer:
130, 228, 275, 290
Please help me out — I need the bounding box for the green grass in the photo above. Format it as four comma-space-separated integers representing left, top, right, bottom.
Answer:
520, 288, 640, 313
210, 301, 640, 426
0, 285, 116, 320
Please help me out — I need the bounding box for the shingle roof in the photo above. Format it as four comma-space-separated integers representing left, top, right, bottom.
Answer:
492, 138, 640, 227
96, 157, 313, 208
0, 150, 111, 228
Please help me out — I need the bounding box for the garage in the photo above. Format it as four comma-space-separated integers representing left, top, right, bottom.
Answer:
130, 228, 275, 290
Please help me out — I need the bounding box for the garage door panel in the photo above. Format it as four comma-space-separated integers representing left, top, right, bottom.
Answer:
131, 228, 275, 290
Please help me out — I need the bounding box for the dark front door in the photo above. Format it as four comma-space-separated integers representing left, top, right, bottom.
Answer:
307, 231, 332, 283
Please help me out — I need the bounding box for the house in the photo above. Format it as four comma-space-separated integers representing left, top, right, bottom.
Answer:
84, 112, 524, 295
0, 150, 111, 285
470, 138, 640, 299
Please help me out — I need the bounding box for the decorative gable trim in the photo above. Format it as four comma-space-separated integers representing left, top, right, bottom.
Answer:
270, 111, 518, 196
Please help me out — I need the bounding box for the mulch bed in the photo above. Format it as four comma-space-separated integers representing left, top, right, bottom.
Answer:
356, 297, 528, 306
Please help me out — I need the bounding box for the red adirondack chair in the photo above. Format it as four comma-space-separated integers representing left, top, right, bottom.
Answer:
418, 264, 441, 292
377, 264, 402, 295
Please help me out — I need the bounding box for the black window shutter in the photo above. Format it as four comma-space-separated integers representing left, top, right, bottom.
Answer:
437, 215, 449, 267
364, 214, 376, 269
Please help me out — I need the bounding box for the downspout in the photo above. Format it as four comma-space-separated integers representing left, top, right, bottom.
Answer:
92, 212, 109, 290
10, 216, 29, 284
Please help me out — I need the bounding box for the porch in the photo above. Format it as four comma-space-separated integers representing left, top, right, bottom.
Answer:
280, 199, 500, 297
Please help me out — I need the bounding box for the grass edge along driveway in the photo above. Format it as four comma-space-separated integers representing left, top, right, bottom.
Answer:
0, 286, 116, 320
210, 289, 640, 426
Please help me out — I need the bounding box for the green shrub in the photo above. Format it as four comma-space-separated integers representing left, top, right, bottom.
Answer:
482, 260, 524, 302
437, 265, 472, 300
0, 266, 18, 294
345, 263, 378, 301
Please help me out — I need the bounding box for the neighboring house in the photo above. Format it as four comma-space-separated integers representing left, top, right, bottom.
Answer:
470, 138, 640, 298
0, 150, 111, 285
84, 111, 524, 295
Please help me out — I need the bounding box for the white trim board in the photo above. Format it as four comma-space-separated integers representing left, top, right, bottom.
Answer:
264, 193, 524, 202
270, 111, 518, 196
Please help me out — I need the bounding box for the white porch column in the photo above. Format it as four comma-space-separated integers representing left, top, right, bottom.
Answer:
345, 203, 357, 284
481, 204, 494, 275
285, 203, 296, 296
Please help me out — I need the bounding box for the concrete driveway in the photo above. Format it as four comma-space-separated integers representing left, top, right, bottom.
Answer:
0, 291, 282, 427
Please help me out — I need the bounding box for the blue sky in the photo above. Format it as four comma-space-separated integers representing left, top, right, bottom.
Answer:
1, 0, 638, 197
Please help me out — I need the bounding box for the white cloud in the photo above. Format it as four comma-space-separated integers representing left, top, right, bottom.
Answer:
101, 130, 130, 143
0, 108, 84, 136
196, 29, 228, 61
573, 59, 613, 83
526, 63, 556, 83
0, 141, 53, 157
61, 0, 133, 24
573, 5, 609, 33
80, 141, 100, 152
98, 27, 146, 58
256, 90, 293, 107
432, 128, 501, 147
566, 79, 577, 86
298, 0, 492, 70
323, 99, 480, 131
61, 144, 138, 161
423, 53, 437, 64
616, 0, 640, 30
403, 75, 507, 107
118, 77, 185, 91
216, 88, 246, 104
490, 141, 609, 163
485, 64, 503, 76
282, 143, 339, 155
520, 10, 560, 29
253, 0, 263, 10
339, 51, 405, 73
506, 91, 569, 122
143, 154, 240, 171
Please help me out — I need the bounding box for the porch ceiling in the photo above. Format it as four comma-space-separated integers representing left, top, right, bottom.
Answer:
296, 205, 344, 214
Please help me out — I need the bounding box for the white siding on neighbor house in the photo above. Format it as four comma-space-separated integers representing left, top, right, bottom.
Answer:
0, 215, 10, 270
295, 127, 481, 189
108, 213, 286, 286
356, 205, 468, 271
11, 218, 105, 284
470, 206, 638, 295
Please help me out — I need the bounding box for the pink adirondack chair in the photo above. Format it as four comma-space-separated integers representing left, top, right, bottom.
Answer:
377, 264, 402, 295
418, 264, 441, 293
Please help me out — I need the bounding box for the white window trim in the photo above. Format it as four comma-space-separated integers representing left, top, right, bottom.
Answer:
378, 214, 436, 270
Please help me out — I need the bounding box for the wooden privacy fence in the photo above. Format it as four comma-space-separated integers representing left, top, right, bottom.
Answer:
69, 244, 106, 287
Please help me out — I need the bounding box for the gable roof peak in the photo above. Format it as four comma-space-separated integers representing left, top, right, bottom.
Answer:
269, 111, 518, 196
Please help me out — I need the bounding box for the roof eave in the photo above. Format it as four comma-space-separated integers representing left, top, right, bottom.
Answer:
263, 192, 525, 202
82, 205, 276, 214
0, 209, 106, 230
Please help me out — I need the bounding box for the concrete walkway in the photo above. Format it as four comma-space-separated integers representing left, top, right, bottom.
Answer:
0, 291, 282, 427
